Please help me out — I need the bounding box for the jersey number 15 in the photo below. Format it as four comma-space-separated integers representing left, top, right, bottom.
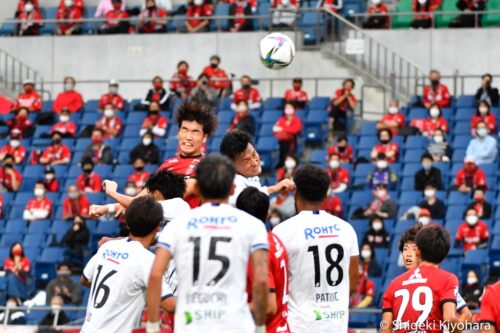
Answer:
189, 236, 232, 286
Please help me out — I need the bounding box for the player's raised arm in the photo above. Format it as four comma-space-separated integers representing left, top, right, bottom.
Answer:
250, 248, 269, 326
349, 255, 360, 296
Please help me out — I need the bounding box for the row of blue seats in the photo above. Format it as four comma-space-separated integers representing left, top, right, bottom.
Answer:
408, 94, 484, 109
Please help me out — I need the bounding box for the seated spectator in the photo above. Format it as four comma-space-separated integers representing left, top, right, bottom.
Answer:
39, 296, 70, 326
124, 180, 138, 196
201, 55, 232, 97
4, 242, 31, 302
284, 78, 309, 110
355, 183, 396, 219
129, 131, 160, 164
418, 184, 445, 219
61, 216, 90, 267
95, 0, 125, 17
0, 155, 22, 192
466, 186, 491, 219
63, 185, 90, 220
423, 70, 450, 108
190, 74, 219, 108
7, 107, 34, 138
139, 76, 170, 110
276, 154, 298, 181
416, 208, 434, 225
475, 73, 499, 107
270, 191, 295, 220
327, 135, 353, 163
466, 121, 497, 164
81, 129, 113, 165
170, 61, 196, 100
471, 101, 496, 136
427, 128, 452, 162
56, 0, 83, 36
455, 208, 489, 252
370, 129, 399, 163
231, 75, 262, 111
0, 298, 26, 325
414, 153, 443, 190
367, 153, 398, 190
95, 103, 123, 138
419, 103, 449, 138
329, 79, 356, 132
17, 0, 43, 36
229, 0, 255, 32
42, 166, 60, 192
40, 131, 71, 165
461, 270, 483, 310
16, 0, 39, 17
77, 159, 103, 193
128, 158, 151, 190
13, 79, 42, 112
351, 267, 375, 308
322, 192, 344, 218
273, 103, 302, 168
449, 0, 486, 28
360, 243, 382, 277
321, 0, 342, 12
228, 100, 255, 136
140, 102, 167, 138
45, 263, 82, 305
376, 100, 405, 135
143, 0, 172, 11
268, 209, 284, 228
50, 108, 77, 138
138, 0, 168, 33
454, 156, 488, 192
362, 0, 389, 29
326, 153, 349, 193
53, 77, 84, 113
0, 134, 27, 164
272, 0, 299, 28
58, 0, 84, 11
23, 181, 53, 221
411, 0, 441, 29
98, 79, 125, 111
98, 0, 130, 35
186, 0, 213, 33
362, 217, 390, 248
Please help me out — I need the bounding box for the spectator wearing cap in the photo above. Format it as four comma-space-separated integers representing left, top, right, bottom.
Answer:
362, 0, 389, 29
329, 79, 356, 132
272, 0, 299, 27
367, 153, 398, 190
370, 129, 399, 163
17, 0, 44, 36
466, 186, 491, 219
0, 134, 26, 165
186, 0, 213, 33
139, 76, 170, 110
128, 158, 151, 190
231, 75, 262, 111
13, 79, 42, 113
98, 0, 130, 34
40, 132, 71, 165
423, 70, 450, 108
170, 61, 197, 100
98, 80, 125, 111
140, 102, 167, 138
95, 103, 123, 138
139, 0, 168, 33
228, 100, 255, 137
202, 55, 232, 97
273, 103, 302, 168
76, 159, 103, 193
327, 135, 353, 163
414, 153, 443, 191
416, 209, 434, 225
284, 78, 309, 110
23, 181, 53, 221
63, 185, 90, 220
7, 107, 33, 138
42, 166, 60, 192
418, 184, 445, 219
471, 101, 496, 136
229, 0, 255, 31
80, 129, 113, 165
454, 156, 488, 193
50, 108, 77, 138
0, 155, 22, 192
95, 0, 126, 17
475, 74, 499, 107
326, 153, 350, 193
466, 121, 497, 165
455, 208, 489, 252
56, 0, 83, 36
376, 100, 405, 136
190, 74, 219, 108
129, 131, 160, 164
53, 77, 84, 113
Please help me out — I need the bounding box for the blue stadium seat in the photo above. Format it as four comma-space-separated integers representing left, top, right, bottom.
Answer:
81, 113, 101, 125
349, 191, 372, 208
455, 108, 475, 121
35, 262, 57, 285
349, 219, 369, 235
441, 258, 460, 276
395, 220, 417, 234
27, 221, 51, 235
457, 95, 476, 108
386, 264, 405, 281
40, 7, 58, 35
408, 108, 428, 120
75, 139, 92, 151
22, 165, 45, 179
261, 111, 282, 124
214, 123, 230, 137
39, 248, 64, 263
398, 191, 422, 205
308, 97, 330, 110
445, 219, 463, 231
126, 112, 147, 124
256, 137, 278, 152
452, 149, 466, 163
217, 111, 233, 125
264, 98, 285, 110
305, 109, 328, 124
309, 150, 327, 165
447, 191, 470, 206
452, 135, 472, 149
23, 234, 45, 248
349, 313, 376, 328
256, 2, 271, 29
96, 221, 120, 235
403, 149, 425, 163
33, 125, 52, 138
464, 249, 489, 264
453, 122, 471, 135
400, 177, 415, 191
360, 122, 377, 136
123, 124, 142, 138
0, 234, 23, 247
51, 220, 71, 235
113, 165, 134, 178
208, 137, 223, 153
405, 136, 429, 149
358, 136, 378, 150
218, 98, 232, 111
402, 164, 421, 177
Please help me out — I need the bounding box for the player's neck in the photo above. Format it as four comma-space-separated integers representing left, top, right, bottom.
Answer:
200, 198, 229, 205
419, 260, 440, 268
179, 152, 202, 158
128, 235, 154, 249
297, 202, 323, 212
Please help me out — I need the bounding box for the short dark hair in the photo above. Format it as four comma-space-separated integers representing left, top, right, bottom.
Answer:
343, 79, 355, 88
378, 129, 392, 140
177, 60, 189, 68
175, 102, 217, 138
337, 135, 347, 143
420, 153, 433, 161
57, 262, 71, 270
210, 55, 221, 62
293, 77, 302, 83
3, 154, 14, 162
482, 73, 493, 81
375, 183, 388, 191
220, 130, 253, 161
294, 164, 330, 203
125, 196, 163, 237
195, 153, 235, 199
236, 187, 270, 223
81, 158, 94, 168
476, 101, 490, 116
145, 169, 186, 200
198, 73, 209, 81
399, 223, 424, 252
415, 225, 451, 264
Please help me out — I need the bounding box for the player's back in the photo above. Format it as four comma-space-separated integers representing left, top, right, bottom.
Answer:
273, 210, 359, 332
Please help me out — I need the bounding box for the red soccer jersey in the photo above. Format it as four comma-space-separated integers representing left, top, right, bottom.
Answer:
96, 116, 123, 138
333, 88, 356, 113
43, 179, 60, 192
352, 275, 375, 307
422, 117, 449, 136
274, 115, 302, 142
139, 7, 168, 32
322, 195, 344, 218
382, 265, 459, 333
0, 145, 27, 164
247, 232, 290, 333
454, 167, 488, 189
53, 91, 84, 113
18, 10, 44, 34
51, 121, 77, 137
25, 197, 53, 217
7, 118, 33, 137
372, 142, 399, 163
141, 115, 168, 137
327, 144, 353, 163
41, 144, 71, 164
4, 257, 30, 276
326, 167, 350, 190
170, 73, 196, 97
233, 88, 262, 107
63, 195, 90, 218
76, 172, 102, 193
368, 3, 388, 13
456, 221, 489, 252
14, 91, 42, 112
284, 89, 309, 107
56, 6, 82, 34
478, 281, 500, 328
128, 171, 151, 190
202, 66, 231, 90
423, 84, 450, 108
323, 0, 339, 11
103, 10, 129, 28
379, 113, 406, 135
187, 4, 214, 27
471, 114, 496, 133
98, 92, 125, 110
0, 168, 22, 192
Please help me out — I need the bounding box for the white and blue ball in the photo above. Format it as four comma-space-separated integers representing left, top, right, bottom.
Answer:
259, 33, 296, 70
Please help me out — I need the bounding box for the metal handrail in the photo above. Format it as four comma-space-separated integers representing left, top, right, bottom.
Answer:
0, 49, 44, 98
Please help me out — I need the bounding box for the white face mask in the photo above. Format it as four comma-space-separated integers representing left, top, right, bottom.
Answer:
376, 160, 388, 169
125, 187, 137, 196
281, 0, 290, 5
422, 162, 432, 170
104, 109, 114, 118
10, 140, 20, 148
64, 83, 74, 92
372, 222, 383, 231
467, 276, 478, 285
194, 0, 204, 5
424, 189, 435, 198
479, 107, 488, 114
418, 0, 426, 4
477, 128, 488, 137
64, 0, 74, 7
24, 3, 34, 12
236, 105, 248, 113
433, 135, 444, 143
109, 86, 118, 94
466, 215, 478, 226
329, 160, 340, 169
6, 301, 16, 308
361, 250, 372, 259
388, 106, 398, 114
419, 216, 431, 225
284, 159, 296, 170
59, 115, 70, 123
284, 108, 295, 116
269, 216, 281, 226
34, 188, 45, 197
429, 108, 440, 118
45, 173, 55, 181
142, 138, 152, 146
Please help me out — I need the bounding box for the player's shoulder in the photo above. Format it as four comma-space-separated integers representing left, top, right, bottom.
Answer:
159, 197, 190, 211
484, 281, 500, 297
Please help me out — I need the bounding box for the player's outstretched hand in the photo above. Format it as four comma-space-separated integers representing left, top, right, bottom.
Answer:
89, 205, 109, 219
277, 178, 296, 193
102, 180, 118, 194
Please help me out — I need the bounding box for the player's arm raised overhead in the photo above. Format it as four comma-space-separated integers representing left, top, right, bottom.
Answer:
349, 255, 360, 296
146, 246, 172, 325
250, 248, 269, 326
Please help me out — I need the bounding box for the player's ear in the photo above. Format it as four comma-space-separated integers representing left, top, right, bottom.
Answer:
415, 247, 421, 259
202, 134, 208, 143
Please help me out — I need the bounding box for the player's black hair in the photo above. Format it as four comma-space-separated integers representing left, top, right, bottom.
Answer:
195, 153, 235, 199
145, 169, 186, 200
175, 102, 217, 138
125, 196, 163, 237
415, 225, 451, 264
399, 223, 424, 252
236, 187, 270, 223
293, 164, 330, 203
220, 130, 253, 161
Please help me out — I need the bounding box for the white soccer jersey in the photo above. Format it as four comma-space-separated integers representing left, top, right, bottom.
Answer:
81, 238, 172, 333
273, 210, 359, 333
158, 197, 191, 228
158, 202, 269, 333
228, 174, 269, 206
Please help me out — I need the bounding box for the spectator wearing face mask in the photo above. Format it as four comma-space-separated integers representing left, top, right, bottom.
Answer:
414, 153, 443, 191
76, 159, 102, 193
454, 156, 488, 193
449, 0, 486, 28
419, 103, 449, 138
140, 102, 168, 138
170, 61, 197, 100
129, 131, 160, 164
329, 79, 356, 132
358, 183, 396, 219
415, 209, 435, 226
325, 153, 349, 193
360, 243, 382, 277
427, 128, 452, 162
367, 153, 398, 190
276, 154, 298, 181
272, 0, 299, 27
39, 296, 70, 326
466, 186, 491, 219
268, 209, 283, 228
95, 0, 126, 17
128, 158, 151, 190
376, 100, 405, 135
229, 0, 254, 31
0, 155, 22, 192
270, 191, 296, 220
461, 270, 483, 310
411, 0, 441, 28
17, 0, 44, 36
418, 186, 445, 219
284, 78, 309, 110
61, 216, 89, 267
362, 0, 389, 29
327, 135, 353, 163
98, 79, 125, 111
45, 264, 82, 305
124, 180, 139, 197
350, 266, 376, 308
98, 0, 130, 34
53, 77, 84, 113
322, 192, 344, 218
4, 242, 31, 302
63, 185, 90, 220
362, 217, 390, 248
57, 0, 84, 11
202, 55, 232, 97
56, 0, 83, 36
95, 104, 123, 139
471, 101, 496, 136
423, 70, 450, 108
7, 107, 33, 138
42, 166, 60, 193
228, 100, 255, 137
190, 73, 219, 108
16, 0, 39, 17
50, 108, 77, 138
40, 132, 71, 165
23, 182, 53, 221
475, 74, 499, 107
273, 103, 302, 168
455, 208, 489, 252
231, 75, 262, 111
466, 121, 498, 165
139, 76, 170, 110
370, 129, 399, 163
0, 134, 26, 165
186, 0, 214, 33
80, 129, 113, 165
13, 79, 42, 113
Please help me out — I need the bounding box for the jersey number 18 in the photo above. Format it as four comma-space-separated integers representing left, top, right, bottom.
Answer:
307, 244, 344, 288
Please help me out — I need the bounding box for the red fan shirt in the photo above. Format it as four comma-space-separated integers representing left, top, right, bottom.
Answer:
41, 144, 71, 164
351, 275, 375, 307
51, 121, 77, 137
202, 66, 231, 90
96, 116, 123, 138
327, 145, 353, 163
53, 91, 84, 113
169, 73, 196, 97
233, 88, 262, 106
454, 167, 488, 189
57, 0, 84, 11
139, 7, 168, 32
379, 113, 406, 135
333, 88, 356, 113
141, 115, 168, 137
13, 91, 42, 112
76, 172, 103, 193
274, 115, 302, 143
103, 9, 129, 29
128, 171, 151, 190
372, 142, 399, 163
322, 195, 344, 218
0, 145, 27, 164
43, 179, 60, 192
326, 167, 350, 190
478, 281, 500, 328
186, 4, 214, 28
0, 167, 22, 192
17, 0, 40, 12
7, 117, 33, 137
4, 257, 31, 282
63, 195, 90, 218
471, 113, 496, 133
98, 92, 125, 110
56, 6, 83, 34
456, 221, 489, 252
25, 197, 53, 217
284, 88, 309, 107
422, 117, 449, 136
423, 83, 450, 108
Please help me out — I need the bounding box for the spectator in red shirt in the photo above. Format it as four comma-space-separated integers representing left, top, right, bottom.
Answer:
471, 101, 496, 136
229, 0, 254, 31
98, 0, 130, 34
138, 0, 168, 33
140, 102, 168, 138
231, 75, 262, 111
40, 131, 71, 165
13, 79, 42, 113
170, 61, 197, 100
7, 107, 33, 138
363, 0, 389, 29
80, 129, 114, 165
411, 0, 441, 28
423, 70, 450, 108
350, 266, 375, 307
56, 0, 83, 36
454, 156, 488, 193
330, 79, 356, 132
322, 192, 344, 218
321, 0, 341, 12
455, 208, 489, 252
0, 155, 22, 192
130, 131, 161, 164
370, 129, 399, 163
63, 184, 90, 220
202, 55, 232, 97
4, 242, 31, 301
186, 0, 214, 33
98, 79, 125, 111
276, 154, 298, 181
139, 76, 170, 111
327, 135, 353, 163
0, 133, 27, 165
42, 166, 60, 192
376, 100, 405, 135
228, 100, 255, 137
50, 108, 77, 138
95, 104, 123, 138
128, 158, 151, 190
23, 181, 53, 221
272, 0, 299, 27
273, 103, 302, 168
17, 0, 44, 36
420, 103, 449, 138
58, 0, 84, 11
326, 153, 350, 193
284, 78, 309, 110
16, 0, 39, 16
77, 159, 103, 193
53, 77, 84, 113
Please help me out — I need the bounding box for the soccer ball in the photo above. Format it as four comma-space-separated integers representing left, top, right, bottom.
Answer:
259, 33, 296, 70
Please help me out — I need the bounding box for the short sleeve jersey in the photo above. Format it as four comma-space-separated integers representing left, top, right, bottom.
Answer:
478, 281, 500, 329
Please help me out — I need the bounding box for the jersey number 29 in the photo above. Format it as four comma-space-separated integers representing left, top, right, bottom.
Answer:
394, 286, 433, 323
